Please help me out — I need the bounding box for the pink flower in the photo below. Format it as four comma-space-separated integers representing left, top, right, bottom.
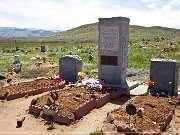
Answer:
54, 77, 62, 83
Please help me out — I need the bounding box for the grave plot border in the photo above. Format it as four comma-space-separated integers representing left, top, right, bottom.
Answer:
29, 90, 123, 125
0, 81, 65, 101
106, 98, 176, 135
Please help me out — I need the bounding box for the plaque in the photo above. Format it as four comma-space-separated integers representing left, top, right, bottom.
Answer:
100, 55, 118, 66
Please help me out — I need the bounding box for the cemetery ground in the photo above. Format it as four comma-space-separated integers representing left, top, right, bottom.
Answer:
0, 40, 180, 134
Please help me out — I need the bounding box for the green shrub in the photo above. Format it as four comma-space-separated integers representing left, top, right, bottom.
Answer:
89, 130, 105, 135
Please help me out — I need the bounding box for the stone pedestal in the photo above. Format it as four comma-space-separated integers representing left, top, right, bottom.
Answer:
98, 17, 130, 93
59, 55, 83, 83
150, 59, 179, 95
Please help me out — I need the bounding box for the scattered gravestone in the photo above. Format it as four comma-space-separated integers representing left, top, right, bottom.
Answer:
52, 48, 58, 53
128, 48, 132, 53
98, 17, 130, 92
142, 47, 147, 52
14, 55, 20, 64
41, 46, 46, 52
59, 55, 83, 82
16, 47, 20, 51
0, 50, 3, 54
14, 63, 22, 73
89, 54, 93, 61
150, 59, 179, 95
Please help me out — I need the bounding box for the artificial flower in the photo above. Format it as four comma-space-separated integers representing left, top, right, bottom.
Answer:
148, 81, 154, 87
78, 72, 84, 77
54, 77, 62, 83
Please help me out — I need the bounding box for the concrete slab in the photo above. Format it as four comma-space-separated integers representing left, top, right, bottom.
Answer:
130, 85, 148, 95
127, 81, 139, 90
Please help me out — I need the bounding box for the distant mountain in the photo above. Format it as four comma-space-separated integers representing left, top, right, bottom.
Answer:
0, 27, 62, 37
50, 23, 180, 43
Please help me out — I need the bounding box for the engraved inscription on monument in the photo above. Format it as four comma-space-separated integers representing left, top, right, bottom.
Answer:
99, 26, 119, 52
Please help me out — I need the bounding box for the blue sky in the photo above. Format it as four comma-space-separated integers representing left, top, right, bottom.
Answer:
0, 0, 180, 30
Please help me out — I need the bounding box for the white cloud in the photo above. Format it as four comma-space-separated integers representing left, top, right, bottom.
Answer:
169, 0, 180, 5
147, 3, 156, 8
162, 5, 171, 12
0, 0, 179, 30
141, 0, 158, 3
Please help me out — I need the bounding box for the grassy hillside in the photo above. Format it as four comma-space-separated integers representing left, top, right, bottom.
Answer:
50, 22, 180, 43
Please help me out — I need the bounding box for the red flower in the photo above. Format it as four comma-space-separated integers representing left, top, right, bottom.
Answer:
148, 81, 154, 87
85, 71, 89, 75
52, 70, 56, 73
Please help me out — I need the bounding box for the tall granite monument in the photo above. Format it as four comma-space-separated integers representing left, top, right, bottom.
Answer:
98, 17, 130, 92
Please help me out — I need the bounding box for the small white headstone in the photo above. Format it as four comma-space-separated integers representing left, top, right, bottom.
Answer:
14, 55, 20, 64
142, 47, 147, 52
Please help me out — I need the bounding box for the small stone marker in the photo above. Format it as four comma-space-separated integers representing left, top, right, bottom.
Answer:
142, 47, 147, 52
59, 55, 83, 82
89, 54, 93, 61
41, 46, 46, 52
98, 17, 130, 92
150, 59, 179, 95
52, 48, 58, 53
14, 55, 20, 64
0, 50, 3, 54
14, 63, 22, 73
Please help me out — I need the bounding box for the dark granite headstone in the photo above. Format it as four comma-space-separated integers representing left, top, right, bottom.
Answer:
41, 46, 46, 52
150, 59, 179, 95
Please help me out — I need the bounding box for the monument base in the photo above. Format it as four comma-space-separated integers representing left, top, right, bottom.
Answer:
108, 81, 129, 94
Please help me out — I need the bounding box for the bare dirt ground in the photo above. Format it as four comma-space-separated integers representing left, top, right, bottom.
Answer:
0, 71, 179, 135
27, 62, 58, 70
0, 92, 121, 135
